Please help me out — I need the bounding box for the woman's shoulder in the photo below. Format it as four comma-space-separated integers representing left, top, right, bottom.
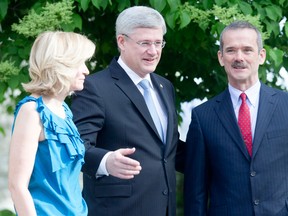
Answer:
15, 95, 40, 115
12, 96, 42, 133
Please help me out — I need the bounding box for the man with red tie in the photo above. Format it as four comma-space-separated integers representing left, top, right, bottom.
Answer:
184, 21, 288, 216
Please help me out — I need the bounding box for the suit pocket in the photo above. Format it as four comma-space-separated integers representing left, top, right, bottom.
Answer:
94, 184, 132, 198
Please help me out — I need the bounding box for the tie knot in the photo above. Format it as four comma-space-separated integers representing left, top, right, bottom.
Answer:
240, 93, 247, 101
139, 79, 150, 90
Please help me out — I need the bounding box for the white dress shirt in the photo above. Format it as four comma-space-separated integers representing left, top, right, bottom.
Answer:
229, 80, 261, 140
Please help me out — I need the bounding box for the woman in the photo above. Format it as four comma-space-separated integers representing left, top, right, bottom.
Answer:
8, 31, 95, 216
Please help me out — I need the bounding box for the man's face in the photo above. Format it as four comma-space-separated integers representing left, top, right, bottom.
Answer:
117, 27, 164, 78
217, 28, 266, 90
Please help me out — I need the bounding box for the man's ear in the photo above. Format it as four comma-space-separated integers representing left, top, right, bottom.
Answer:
217, 50, 224, 66
258, 48, 266, 65
117, 35, 126, 50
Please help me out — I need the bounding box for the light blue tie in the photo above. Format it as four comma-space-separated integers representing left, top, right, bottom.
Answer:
139, 79, 164, 142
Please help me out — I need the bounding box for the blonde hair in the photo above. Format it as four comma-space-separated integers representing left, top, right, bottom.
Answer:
23, 31, 96, 96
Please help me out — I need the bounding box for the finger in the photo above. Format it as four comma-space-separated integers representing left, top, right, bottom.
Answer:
118, 156, 141, 167
113, 157, 141, 170
117, 147, 136, 156
117, 163, 142, 172
115, 149, 141, 167
109, 167, 141, 179
115, 169, 141, 179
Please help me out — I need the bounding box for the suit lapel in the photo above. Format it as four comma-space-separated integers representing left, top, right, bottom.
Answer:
214, 89, 251, 160
252, 84, 277, 157
109, 59, 164, 142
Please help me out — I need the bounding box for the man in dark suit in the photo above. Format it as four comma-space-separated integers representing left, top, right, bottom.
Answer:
184, 20, 288, 216
71, 6, 184, 216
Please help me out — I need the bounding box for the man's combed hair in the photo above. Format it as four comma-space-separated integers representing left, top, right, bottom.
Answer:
23, 31, 95, 96
115, 6, 166, 37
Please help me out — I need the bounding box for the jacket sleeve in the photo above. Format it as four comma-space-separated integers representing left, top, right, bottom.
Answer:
71, 76, 108, 177
184, 108, 208, 216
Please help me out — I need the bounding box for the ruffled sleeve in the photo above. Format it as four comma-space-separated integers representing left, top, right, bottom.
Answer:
36, 98, 85, 173
12, 96, 38, 132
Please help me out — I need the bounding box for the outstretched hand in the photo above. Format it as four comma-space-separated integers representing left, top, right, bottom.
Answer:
106, 148, 142, 179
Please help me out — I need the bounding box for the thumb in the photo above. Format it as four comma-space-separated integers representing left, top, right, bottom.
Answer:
118, 147, 136, 156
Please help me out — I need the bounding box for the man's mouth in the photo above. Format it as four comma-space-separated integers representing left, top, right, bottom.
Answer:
232, 62, 246, 69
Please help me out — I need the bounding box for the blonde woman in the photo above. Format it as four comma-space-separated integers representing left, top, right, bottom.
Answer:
8, 31, 95, 216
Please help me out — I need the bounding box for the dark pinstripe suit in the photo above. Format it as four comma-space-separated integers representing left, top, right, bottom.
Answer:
184, 83, 288, 216
71, 58, 184, 216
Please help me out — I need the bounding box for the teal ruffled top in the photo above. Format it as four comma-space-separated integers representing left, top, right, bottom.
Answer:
13, 96, 87, 216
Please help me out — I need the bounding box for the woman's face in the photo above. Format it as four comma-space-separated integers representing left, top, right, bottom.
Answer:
70, 62, 89, 91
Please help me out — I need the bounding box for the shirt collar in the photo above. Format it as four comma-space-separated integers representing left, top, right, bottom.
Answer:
117, 57, 153, 88
229, 80, 261, 109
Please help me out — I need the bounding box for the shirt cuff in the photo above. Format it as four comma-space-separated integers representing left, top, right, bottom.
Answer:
95, 151, 112, 178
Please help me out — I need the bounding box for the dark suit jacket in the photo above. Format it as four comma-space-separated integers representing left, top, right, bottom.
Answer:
71, 58, 183, 216
184, 83, 288, 216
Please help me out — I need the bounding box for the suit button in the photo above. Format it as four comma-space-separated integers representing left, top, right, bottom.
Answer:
250, 171, 256, 177
162, 189, 168, 195
254, 199, 260, 205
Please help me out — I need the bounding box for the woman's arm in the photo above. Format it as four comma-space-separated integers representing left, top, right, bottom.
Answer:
8, 101, 43, 216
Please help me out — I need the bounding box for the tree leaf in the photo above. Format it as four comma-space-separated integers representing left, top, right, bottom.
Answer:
265, 5, 282, 21
268, 47, 283, 68
279, 0, 285, 6
165, 11, 176, 29
179, 10, 191, 29
238, 1, 252, 15
80, 0, 90, 11
252, 2, 266, 20
92, 0, 109, 10
167, 0, 181, 12
0, 0, 8, 21
284, 22, 288, 38
117, 0, 130, 12
7, 76, 19, 89
0, 82, 6, 96
264, 20, 280, 36
202, 0, 213, 10
215, 0, 226, 6
62, 13, 82, 31
0, 209, 15, 216
149, 0, 167, 12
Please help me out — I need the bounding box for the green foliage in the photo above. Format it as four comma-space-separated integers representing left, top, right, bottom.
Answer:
0, 61, 20, 82
0, 209, 15, 216
0, 0, 8, 22
11, 0, 74, 37
177, 4, 267, 40
2, 0, 288, 214
0, 60, 21, 108
91, 0, 110, 10
149, 0, 167, 12
0, 1, 287, 123
1, 0, 287, 120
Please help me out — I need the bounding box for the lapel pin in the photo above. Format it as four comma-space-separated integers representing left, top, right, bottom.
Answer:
160, 84, 163, 88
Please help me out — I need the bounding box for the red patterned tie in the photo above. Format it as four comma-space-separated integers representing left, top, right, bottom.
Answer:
238, 93, 252, 156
